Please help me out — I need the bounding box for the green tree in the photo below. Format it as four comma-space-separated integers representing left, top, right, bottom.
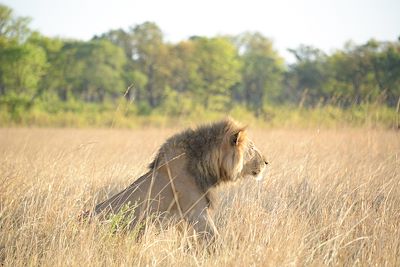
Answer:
0, 4, 31, 43
82, 39, 127, 101
27, 32, 64, 99
236, 32, 284, 114
327, 42, 379, 105
46, 39, 126, 102
0, 42, 46, 97
96, 28, 133, 59
368, 40, 400, 106
168, 40, 198, 94
75, 39, 127, 101
190, 37, 241, 109
130, 22, 170, 107
0, 4, 45, 97
286, 45, 329, 106
49, 41, 84, 101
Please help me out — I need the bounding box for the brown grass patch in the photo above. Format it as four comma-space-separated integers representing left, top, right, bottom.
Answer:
0, 128, 399, 266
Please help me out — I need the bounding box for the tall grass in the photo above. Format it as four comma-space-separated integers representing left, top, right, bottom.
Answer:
0, 128, 399, 266
0, 99, 398, 129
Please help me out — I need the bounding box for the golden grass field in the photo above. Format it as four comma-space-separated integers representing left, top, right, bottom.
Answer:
0, 126, 399, 266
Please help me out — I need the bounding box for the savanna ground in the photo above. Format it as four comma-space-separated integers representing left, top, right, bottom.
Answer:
0, 126, 399, 266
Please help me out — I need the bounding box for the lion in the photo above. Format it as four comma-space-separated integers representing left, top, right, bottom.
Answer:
81, 118, 268, 242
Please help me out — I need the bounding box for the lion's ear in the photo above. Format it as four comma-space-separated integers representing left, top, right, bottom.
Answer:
230, 130, 246, 146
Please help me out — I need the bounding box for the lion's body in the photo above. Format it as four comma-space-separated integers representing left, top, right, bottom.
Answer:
86, 119, 267, 240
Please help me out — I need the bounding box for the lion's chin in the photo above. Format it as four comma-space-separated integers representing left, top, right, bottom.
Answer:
255, 168, 268, 181
255, 174, 264, 181
243, 173, 265, 181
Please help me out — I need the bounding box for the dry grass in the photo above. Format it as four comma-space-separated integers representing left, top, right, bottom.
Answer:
0, 127, 399, 266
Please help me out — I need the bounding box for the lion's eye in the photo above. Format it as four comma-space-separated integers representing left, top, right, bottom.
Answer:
252, 171, 259, 175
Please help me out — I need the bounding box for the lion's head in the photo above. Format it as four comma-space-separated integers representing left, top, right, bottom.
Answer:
210, 118, 268, 183
151, 118, 267, 193
240, 140, 268, 181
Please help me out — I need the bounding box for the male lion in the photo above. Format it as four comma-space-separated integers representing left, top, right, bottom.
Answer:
82, 118, 268, 242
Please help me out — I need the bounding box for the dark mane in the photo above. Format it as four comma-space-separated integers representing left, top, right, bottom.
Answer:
149, 119, 243, 195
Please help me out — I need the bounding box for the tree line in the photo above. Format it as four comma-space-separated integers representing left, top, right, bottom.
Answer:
1, 4, 399, 118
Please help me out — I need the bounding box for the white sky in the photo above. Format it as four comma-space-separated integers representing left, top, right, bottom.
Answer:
2, 0, 400, 61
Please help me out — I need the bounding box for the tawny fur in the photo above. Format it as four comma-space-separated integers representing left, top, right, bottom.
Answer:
82, 118, 267, 242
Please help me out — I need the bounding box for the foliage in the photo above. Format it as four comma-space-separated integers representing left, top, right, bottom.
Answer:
0, 3, 31, 42
235, 32, 285, 114
189, 37, 241, 109
0, 3, 399, 127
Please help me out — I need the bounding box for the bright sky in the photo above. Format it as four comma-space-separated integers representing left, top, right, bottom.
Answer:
2, 0, 400, 61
